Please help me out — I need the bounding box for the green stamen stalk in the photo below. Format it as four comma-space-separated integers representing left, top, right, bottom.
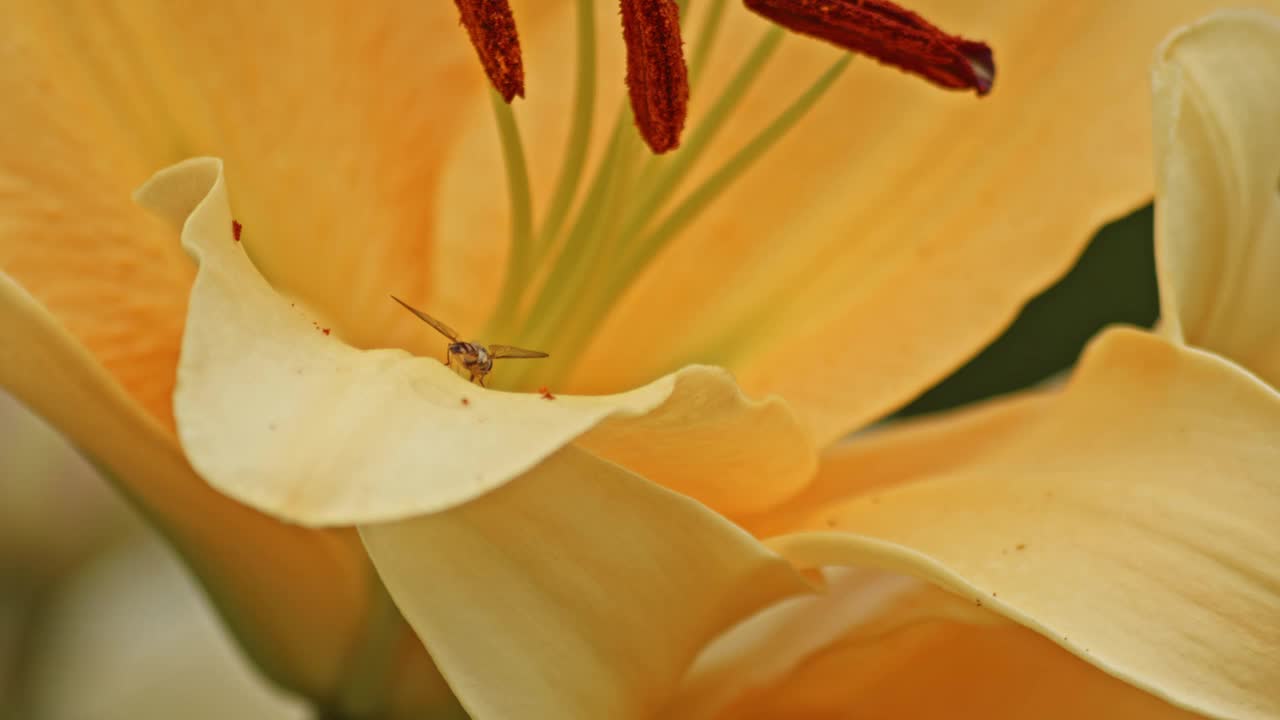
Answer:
478, 4, 853, 391
532, 0, 597, 261
618, 27, 785, 249
687, 0, 730, 87
540, 55, 854, 386
488, 90, 536, 335
626, 54, 853, 272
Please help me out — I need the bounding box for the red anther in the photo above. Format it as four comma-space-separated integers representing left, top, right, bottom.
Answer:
538, 386, 556, 400
454, 0, 525, 102
322, 328, 331, 336
620, 0, 689, 153
742, 0, 995, 95
231, 220, 242, 241
461, 396, 471, 407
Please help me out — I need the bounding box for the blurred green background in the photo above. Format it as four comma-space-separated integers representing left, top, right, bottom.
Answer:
895, 204, 1159, 418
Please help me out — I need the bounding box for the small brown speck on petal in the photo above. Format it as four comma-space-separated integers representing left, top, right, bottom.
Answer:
454, 0, 525, 102
743, 0, 995, 95
620, 0, 689, 153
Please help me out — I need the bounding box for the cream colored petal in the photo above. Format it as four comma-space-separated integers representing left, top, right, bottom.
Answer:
672, 568, 999, 720
740, 388, 1052, 538
0, 271, 453, 713
0, 2, 505, 427
137, 158, 814, 525
449, 0, 1280, 445
361, 445, 809, 720
710, 620, 1206, 720
766, 328, 1280, 720
1153, 10, 1280, 387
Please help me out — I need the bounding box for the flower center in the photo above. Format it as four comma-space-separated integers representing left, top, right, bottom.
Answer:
479, 0, 854, 391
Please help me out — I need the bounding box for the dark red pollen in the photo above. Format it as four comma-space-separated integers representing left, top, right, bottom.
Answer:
743, 0, 995, 95
454, 0, 525, 102
538, 386, 556, 400
231, 219, 242, 241
620, 0, 690, 153
322, 327, 331, 336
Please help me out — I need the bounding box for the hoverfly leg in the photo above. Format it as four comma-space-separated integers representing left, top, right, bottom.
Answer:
477, 374, 487, 388
443, 351, 452, 367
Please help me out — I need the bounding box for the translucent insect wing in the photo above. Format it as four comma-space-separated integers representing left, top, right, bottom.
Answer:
488, 344, 550, 359
390, 295, 459, 341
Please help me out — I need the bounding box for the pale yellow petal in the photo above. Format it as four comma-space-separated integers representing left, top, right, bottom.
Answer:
0, 271, 453, 714
447, 0, 1280, 445
768, 328, 1280, 719
0, 2, 503, 427
360, 445, 809, 720
672, 569, 999, 720
1153, 10, 1280, 387
713, 620, 1205, 720
137, 158, 814, 525
741, 388, 1052, 538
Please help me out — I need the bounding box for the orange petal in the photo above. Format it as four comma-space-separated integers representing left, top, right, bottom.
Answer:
767, 328, 1280, 719
361, 445, 809, 720
547, 0, 1280, 444
1152, 10, 1280, 387
0, 1, 506, 429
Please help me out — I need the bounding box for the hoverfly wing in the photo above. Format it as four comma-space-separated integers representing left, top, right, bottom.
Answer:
390, 295, 459, 341
488, 344, 550, 360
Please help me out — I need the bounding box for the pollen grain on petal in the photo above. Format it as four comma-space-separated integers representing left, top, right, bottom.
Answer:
454, 0, 525, 102
743, 0, 995, 96
620, 0, 690, 153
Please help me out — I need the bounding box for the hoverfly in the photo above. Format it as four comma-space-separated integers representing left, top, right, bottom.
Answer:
391, 296, 548, 386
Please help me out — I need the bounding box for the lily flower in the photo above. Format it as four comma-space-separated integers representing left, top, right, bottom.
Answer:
1, 3, 1276, 720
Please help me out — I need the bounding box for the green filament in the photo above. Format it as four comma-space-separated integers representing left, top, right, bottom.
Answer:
540, 54, 854, 386
624, 54, 853, 274
478, 1, 853, 390
688, 0, 730, 87
488, 90, 535, 333
532, 0, 597, 262
619, 26, 784, 247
